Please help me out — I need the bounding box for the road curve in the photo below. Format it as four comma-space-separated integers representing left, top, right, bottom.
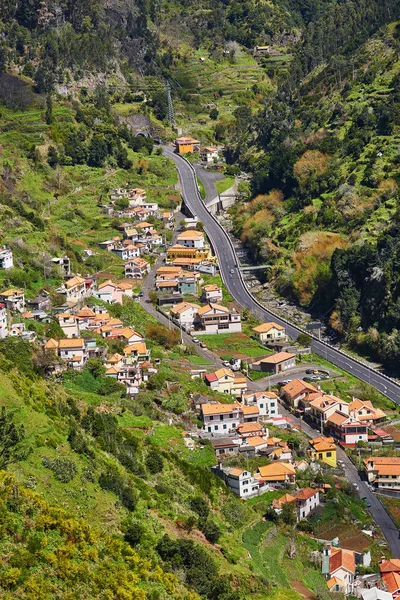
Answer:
164, 146, 400, 405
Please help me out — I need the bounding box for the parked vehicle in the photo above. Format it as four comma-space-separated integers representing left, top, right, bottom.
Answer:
199, 342, 207, 348
192, 337, 199, 343
362, 497, 371, 507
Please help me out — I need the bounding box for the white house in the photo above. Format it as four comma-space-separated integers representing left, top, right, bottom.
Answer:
252, 322, 288, 344
124, 257, 150, 279
242, 391, 280, 418
0, 247, 13, 270
58, 276, 90, 304
45, 338, 88, 370
295, 488, 320, 520
0, 289, 25, 312
112, 244, 140, 261
201, 402, 242, 434
57, 313, 80, 338
223, 468, 262, 499
201, 284, 223, 303
176, 230, 205, 249
170, 302, 200, 328
196, 303, 241, 334
323, 545, 355, 596
201, 147, 219, 163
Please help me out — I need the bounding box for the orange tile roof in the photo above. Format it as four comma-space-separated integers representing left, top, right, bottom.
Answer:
236, 422, 262, 434
124, 342, 147, 354
327, 577, 344, 590
106, 366, 120, 375
58, 338, 85, 348
198, 303, 229, 316
214, 367, 234, 380
256, 462, 295, 479
170, 301, 200, 315
330, 548, 355, 575
295, 487, 318, 501
382, 571, 400, 594
244, 435, 268, 447
228, 468, 245, 477
240, 405, 259, 415
310, 437, 336, 452
201, 402, 237, 416
253, 322, 285, 333
255, 352, 295, 365
65, 276, 85, 288
44, 338, 58, 349
283, 378, 318, 398
136, 222, 153, 228
203, 284, 221, 292
380, 559, 400, 573
272, 493, 296, 509
177, 230, 204, 240
77, 306, 96, 318
327, 412, 348, 426
0, 288, 24, 296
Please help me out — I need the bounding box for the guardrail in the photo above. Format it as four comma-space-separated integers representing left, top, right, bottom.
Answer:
172, 151, 400, 401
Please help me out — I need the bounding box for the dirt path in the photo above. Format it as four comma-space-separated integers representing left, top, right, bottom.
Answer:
290, 580, 316, 600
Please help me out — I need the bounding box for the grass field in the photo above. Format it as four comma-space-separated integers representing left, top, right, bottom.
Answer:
197, 332, 270, 359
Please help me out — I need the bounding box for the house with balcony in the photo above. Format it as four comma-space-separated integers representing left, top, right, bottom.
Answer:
0, 247, 13, 270
0, 304, 8, 338
170, 302, 200, 328
252, 322, 288, 344
195, 302, 241, 334
309, 436, 337, 467
176, 230, 205, 249
46, 338, 88, 370
212, 466, 265, 499
201, 402, 242, 434
124, 257, 150, 279
204, 368, 247, 396
242, 391, 280, 418
0, 289, 25, 312
123, 341, 150, 363
57, 313, 80, 338
201, 284, 223, 303
281, 379, 320, 409
52, 256, 71, 276
254, 462, 296, 486
166, 244, 211, 262
272, 487, 320, 520
364, 457, 400, 491
308, 395, 349, 427
348, 398, 387, 426
326, 412, 368, 446
322, 545, 355, 596
94, 280, 133, 304
112, 243, 140, 261
201, 146, 219, 163
58, 276, 91, 305
156, 274, 197, 296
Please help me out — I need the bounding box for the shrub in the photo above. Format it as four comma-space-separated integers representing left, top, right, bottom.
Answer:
98, 469, 137, 511
122, 518, 144, 547
190, 496, 209, 519
145, 449, 164, 474
199, 518, 221, 544
42, 457, 78, 483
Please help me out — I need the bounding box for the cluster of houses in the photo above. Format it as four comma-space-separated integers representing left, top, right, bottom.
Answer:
281, 378, 387, 446
323, 554, 400, 598
174, 137, 221, 165
43, 299, 155, 395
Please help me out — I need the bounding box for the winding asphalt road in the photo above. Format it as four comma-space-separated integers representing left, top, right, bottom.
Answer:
163, 146, 400, 405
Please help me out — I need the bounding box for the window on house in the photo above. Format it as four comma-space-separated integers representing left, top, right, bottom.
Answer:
223, 424, 227, 430
208, 427, 211, 432
214, 425, 218, 431
232, 423, 236, 428
220, 415, 224, 421
259, 404, 264, 409
271, 410, 275, 414
243, 480, 248, 485
243, 489, 248, 494
209, 416, 214, 421
327, 452, 332, 457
